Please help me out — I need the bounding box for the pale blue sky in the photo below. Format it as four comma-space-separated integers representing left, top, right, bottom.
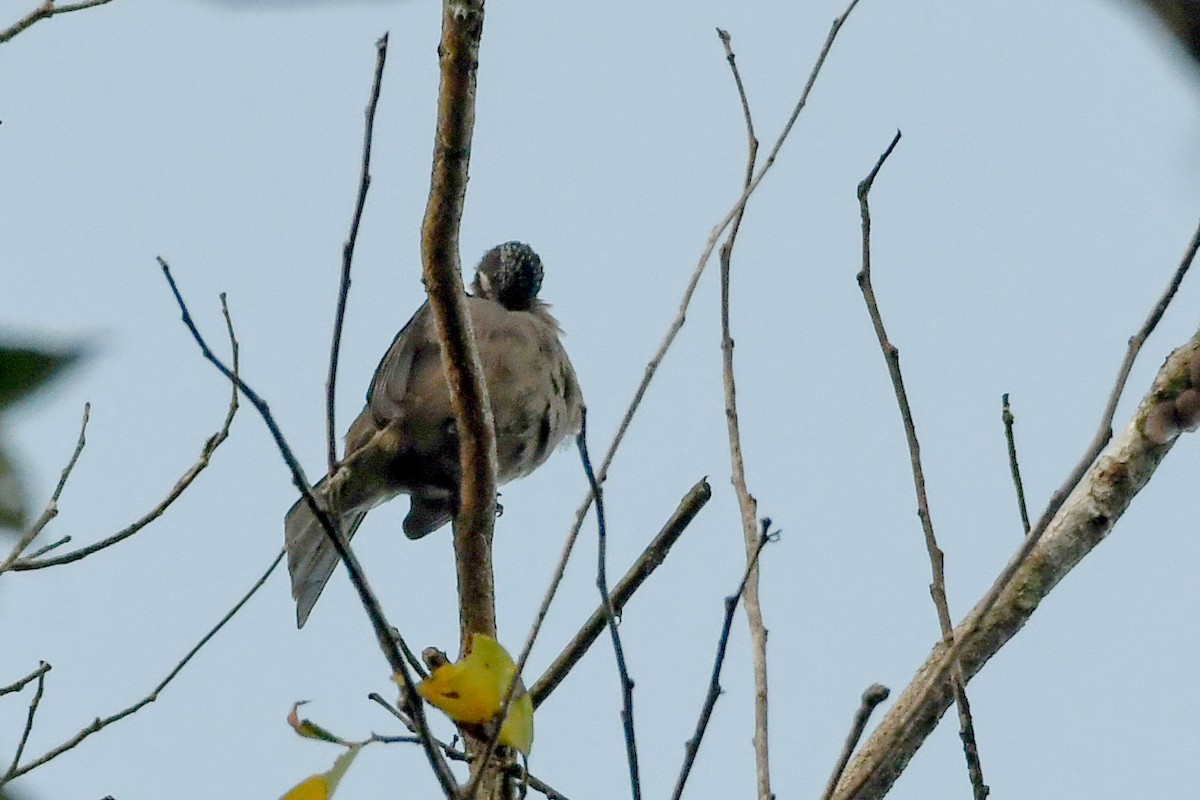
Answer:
3, 1, 1200, 798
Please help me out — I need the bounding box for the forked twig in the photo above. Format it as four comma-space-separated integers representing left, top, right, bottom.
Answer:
856, 130, 988, 799
0, 403, 89, 572
671, 522, 773, 800
5, 663, 46, 777
0, 662, 50, 698
327, 33, 389, 473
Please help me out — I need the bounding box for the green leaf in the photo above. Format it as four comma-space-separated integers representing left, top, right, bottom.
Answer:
287, 702, 349, 745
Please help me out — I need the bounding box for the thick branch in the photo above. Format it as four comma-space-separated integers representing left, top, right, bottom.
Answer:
419, 0, 495, 649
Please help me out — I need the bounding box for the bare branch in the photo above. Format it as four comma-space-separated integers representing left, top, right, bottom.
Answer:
0, 403, 88, 571
327, 33, 389, 473
0, 0, 115, 45
856, 130, 988, 798
1002, 394, 1031, 535
713, 26, 774, 800
819, 684, 890, 800
530, 478, 711, 708
1, 549, 283, 785
671, 523, 772, 800
155, 261, 458, 797
832, 213, 1200, 797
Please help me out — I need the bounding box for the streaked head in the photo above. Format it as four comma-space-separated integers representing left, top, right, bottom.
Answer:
472, 241, 544, 311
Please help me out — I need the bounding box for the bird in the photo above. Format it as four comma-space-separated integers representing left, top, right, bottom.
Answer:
284, 241, 584, 628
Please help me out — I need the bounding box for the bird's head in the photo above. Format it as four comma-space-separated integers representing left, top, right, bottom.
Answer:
471, 241, 544, 311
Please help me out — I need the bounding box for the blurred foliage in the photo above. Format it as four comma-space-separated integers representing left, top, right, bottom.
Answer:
0, 341, 82, 531
1136, 0, 1200, 66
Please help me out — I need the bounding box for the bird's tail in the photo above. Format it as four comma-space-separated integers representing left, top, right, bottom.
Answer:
284, 478, 368, 628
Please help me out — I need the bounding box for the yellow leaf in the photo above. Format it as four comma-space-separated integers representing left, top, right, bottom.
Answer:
498, 691, 534, 756
416, 633, 535, 754
278, 745, 361, 800
280, 774, 329, 800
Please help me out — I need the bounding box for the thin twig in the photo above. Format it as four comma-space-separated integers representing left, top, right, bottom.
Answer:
831, 219, 1200, 800
391, 627, 429, 681
856, 130, 988, 799
0, 662, 50, 698
1002, 394, 1031, 535
559, 0, 864, 596
671, 523, 773, 800
12, 317, 239, 572
0, 0, 115, 44
2, 549, 284, 784
582, 413, 641, 800
0, 403, 89, 571
6, 663, 47, 777
327, 33, 389, 473
818, 684, 890, 800
714, 27, 773, 800
22, 535, 69, 560
155, 260, 458, 798
530, 479, 711, 708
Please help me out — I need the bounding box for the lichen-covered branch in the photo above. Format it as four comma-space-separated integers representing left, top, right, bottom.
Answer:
831, 333, 1200, 800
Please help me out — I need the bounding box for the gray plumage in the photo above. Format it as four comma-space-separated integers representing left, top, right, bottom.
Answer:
285, 242, 583, 627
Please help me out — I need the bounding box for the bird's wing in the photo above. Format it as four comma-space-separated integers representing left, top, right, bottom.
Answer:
366, 301, 431, 424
